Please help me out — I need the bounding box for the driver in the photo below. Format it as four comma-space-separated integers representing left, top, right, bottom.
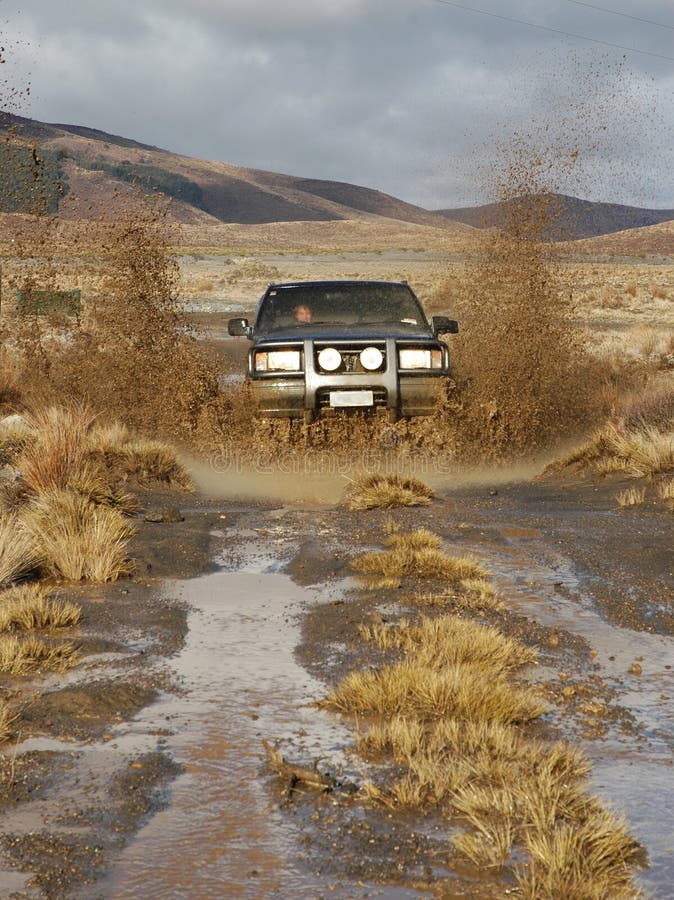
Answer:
293, 303, 313, 324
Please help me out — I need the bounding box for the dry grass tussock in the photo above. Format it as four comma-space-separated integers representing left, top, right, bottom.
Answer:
352, 529, 489, 585
0, 634, 78, 675
550, 386, 674, 478
0, 402, 190, 588
0, 700, 19, 744
17, 405, 95, 496
553, 421, 674, 478
413, 578, 505, 612
0, 516, 40, 585
0, 583, 81, 632
358, 615, 537, 672
656, 478, 674, 506
344, 473, 432, 510
323, 659, 545, 724
21, 489, 135, 582
615, 486, 645, 508
517, 811, 643, 900
121, 440, 192, 487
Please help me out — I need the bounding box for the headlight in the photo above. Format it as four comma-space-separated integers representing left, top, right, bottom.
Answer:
254, 349, 301, 372
317, 347, 342, 372
359, 346, 384, 371
398, 348, 443, 370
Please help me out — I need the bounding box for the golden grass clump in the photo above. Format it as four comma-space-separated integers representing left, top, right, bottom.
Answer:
17, 405, 94, 496
323, 659, 546, 724
359, 615, 537, 672
345, 473, 433, 509
615, 486, 646, 508
458, 578, 505, 611
452, 819, 515, 869
86, 420, 132, 456
550, 387, 674, 479
352, 529, 489, 584
0, 516, 40, 585
0, 583, 81, 632
122, 439, 192, 487
67, 458, 139, 515
0, 634, 78, 674
656, 478, 674, 506
21, 489, 135, 582
325, 445, 642, 895
516, 810, 643, 900
0, 699, 18, 744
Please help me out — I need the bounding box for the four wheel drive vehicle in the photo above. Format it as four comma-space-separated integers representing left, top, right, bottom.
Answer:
228, 280, 458, 423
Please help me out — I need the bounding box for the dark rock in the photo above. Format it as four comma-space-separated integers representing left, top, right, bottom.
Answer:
144, 506, 184, 524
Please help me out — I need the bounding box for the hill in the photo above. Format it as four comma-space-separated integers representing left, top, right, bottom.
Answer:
1, 113, 671, 250
436, 193, 674, 241
0, 112, 464, 232
564, 219, 674, 258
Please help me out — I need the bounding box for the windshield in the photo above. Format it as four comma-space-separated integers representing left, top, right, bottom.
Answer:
255, 283, 428, 332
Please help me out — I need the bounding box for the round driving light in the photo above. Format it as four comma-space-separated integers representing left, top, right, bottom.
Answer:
318, 347, 342, 371
360, 346, 383, 371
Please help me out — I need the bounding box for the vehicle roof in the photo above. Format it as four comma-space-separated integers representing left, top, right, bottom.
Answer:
264, 279, 410, 290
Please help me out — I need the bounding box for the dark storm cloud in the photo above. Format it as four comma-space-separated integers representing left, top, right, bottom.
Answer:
2, 0, 673, 207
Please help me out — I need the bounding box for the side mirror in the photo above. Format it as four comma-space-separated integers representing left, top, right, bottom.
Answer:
431, 316, 458, 335
228, 317, 252, 338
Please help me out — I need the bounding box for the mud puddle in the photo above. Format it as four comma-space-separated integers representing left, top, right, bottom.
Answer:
89, 546, 419, 899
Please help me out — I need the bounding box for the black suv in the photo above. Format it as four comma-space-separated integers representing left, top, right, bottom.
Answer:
228, 280, 458, 423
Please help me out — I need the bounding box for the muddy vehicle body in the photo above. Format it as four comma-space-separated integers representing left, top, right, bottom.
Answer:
228, 280, 458, 423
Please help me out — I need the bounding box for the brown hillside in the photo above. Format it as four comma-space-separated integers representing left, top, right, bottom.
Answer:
564, 220, 674, 258
0, 112, 461, 230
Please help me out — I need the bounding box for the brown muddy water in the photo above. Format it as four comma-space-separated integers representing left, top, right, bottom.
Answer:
81, 542, 421, 899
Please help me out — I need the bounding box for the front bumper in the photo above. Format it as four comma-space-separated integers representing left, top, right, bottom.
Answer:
248, 337, 449, 418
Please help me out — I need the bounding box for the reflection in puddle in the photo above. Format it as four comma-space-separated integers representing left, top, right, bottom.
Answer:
98, 567, 415, 898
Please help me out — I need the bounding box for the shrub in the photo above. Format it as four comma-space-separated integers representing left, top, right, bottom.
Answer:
345, 473, 433, 509
0, 515, 39, 585
0, 583, 81, 631
21, 489, 135, 582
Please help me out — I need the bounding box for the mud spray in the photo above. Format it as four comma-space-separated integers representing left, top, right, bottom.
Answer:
0, 49, 663, 490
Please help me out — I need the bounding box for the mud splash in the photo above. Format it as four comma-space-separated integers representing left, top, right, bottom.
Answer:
187, 455, 546, 505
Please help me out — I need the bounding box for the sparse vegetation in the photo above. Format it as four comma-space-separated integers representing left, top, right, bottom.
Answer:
0, 516, 40, 585
616, 486, 646, 508
656, 478, 674, 506
0, 634, 78, 674
323, 503, 644, 898
351, 528, 489, 585
345, 473, 433, 509
0, 700, 18, 744
21, 489, 135, 582
0, 583, 81, 632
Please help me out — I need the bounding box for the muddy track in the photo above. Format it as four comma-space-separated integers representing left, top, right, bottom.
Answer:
0, 475, 671, 897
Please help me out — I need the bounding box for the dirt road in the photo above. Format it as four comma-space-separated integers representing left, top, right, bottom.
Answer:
0, 465, 671, 898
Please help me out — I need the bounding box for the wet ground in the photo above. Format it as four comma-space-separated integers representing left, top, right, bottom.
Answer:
0, 464, 672, 898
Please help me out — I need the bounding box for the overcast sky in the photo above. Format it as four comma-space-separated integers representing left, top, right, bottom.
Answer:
2, 0, 673, 208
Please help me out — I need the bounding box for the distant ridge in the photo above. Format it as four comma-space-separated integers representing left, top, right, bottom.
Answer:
0, 112, 671, 242
435, 193, 674, 241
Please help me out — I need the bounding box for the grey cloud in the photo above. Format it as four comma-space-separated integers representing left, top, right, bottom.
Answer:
2, 0, 672, 207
